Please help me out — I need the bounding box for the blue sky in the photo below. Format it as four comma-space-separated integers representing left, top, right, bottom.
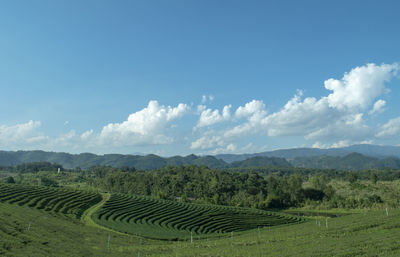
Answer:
1, 0, 400, 156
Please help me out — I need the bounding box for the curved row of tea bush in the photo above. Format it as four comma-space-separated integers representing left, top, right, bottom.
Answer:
93, 193, 303, 240
0, 183, 101, 219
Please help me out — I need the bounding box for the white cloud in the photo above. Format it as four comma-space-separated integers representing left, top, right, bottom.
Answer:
190, 133, 224, 150
304, 113, 370, 141
49, 130, 80, 150
195, 105, 232, 129
312, 140, 350, 149
201, 95, 214, 104
192, 63, 399, 153
262, 93, 334, 137
376, 117, 400, 138
99, 100, 189, 146
262, 63, 398, 142
325, 63, 398, 110
235, 100, 267, 118
80, 130, 93, 140
224, 100, 268, 138
3, 63, 399, 155
196, 105, 207, 113
0, 120, 48, 148
210, 143, 237, 154
368, 99, 386, 115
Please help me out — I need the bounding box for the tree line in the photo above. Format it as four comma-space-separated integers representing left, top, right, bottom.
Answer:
2, 162, 396, 209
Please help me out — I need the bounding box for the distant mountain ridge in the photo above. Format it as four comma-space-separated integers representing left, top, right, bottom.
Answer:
1, 144, 400, 171
216, 144, 400, 163
0, 150, 289, 170
291, 152, 400, 170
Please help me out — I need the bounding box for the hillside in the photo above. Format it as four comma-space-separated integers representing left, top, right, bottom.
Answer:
2, 197, 400, 256
230, 156, 291, 168
291, 153, 400, 170
0, 150, 228, 170
3, 145, 400, 171
216, 144, 400, 163
0, 151, 291, 170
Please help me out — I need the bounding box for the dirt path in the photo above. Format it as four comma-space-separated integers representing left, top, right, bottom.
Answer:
81, 193, 110, 229
81, 193, 139, 236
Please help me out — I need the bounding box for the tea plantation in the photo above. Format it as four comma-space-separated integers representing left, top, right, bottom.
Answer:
0, 183, 101, 219
1, 182, 400, 256
92, 193, 302, 239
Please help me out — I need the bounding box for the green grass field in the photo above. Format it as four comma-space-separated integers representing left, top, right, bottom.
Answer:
1, 183, 400, 256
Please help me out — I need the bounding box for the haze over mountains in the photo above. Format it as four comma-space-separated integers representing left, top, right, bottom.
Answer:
1, 144, 400, 171
215, 144, 400, 162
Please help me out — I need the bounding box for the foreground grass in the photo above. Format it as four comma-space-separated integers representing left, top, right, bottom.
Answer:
1, 201, 400, 256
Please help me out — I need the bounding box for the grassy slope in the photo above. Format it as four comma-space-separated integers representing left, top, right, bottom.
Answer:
1, 201, 400, 256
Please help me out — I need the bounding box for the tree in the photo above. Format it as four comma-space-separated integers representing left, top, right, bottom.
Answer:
39, 177, 59, 187
5, 176, 15, 184
309, 174, 329, 190
370, 172, 378, 184
287, 174, 303, 203
347, 172, 358, 184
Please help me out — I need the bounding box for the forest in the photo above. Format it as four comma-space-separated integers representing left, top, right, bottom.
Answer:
2, 162, 399, 210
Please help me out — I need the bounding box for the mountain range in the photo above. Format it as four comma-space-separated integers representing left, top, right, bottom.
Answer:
215, 144, 400, 162
1, 144, 400, 171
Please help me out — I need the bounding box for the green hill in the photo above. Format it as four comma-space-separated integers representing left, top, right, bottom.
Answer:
0, 150, 227, 170
230, 156, 291, 168
291, 152, 400, 170
3, 149, 400, 171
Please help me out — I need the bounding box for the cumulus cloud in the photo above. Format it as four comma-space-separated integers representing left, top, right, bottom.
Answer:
99, 100, 189, 146
3, 63, 400, 155
325, 63, 398, 110
195, 105, 232, 129
196, 105, 207, 113
234, 99, 267, 118
210, 143, 237, 154
48, 130, 82, 150
304, 113, 371, 141
224, 100, 268, 138
312, 140, 350, 149
80, 130, 94, 140
369, 99, 386, 115
262, 63, 398, 141
0, 120, 48, 148
190, 133, 224, 150
262, 93, 334, 137
0, 101, 192, 153
191, 63, 400, 153
376, 117, 400, 138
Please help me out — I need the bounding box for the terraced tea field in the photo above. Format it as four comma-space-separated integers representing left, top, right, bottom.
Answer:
0, 183, 102, 219
93, 193, 303, 240
2, 183, 400, 256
